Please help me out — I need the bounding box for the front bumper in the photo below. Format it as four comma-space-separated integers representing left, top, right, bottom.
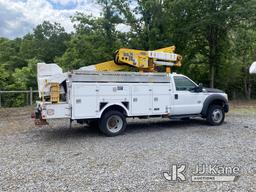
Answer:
224, 103, 229, 113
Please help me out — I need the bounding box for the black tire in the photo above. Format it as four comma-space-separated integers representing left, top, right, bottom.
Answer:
99, 110, 127, 136
206, 105, 225, 125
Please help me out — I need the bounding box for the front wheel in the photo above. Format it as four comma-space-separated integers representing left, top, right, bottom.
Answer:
206, 105, 225, 125
99, 111, 127, 136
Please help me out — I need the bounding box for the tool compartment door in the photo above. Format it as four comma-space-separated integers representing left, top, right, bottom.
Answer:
152, 84, 171, 115
97, 84, 129, 100
72, 83, 97, 119
131, 85, 152, 116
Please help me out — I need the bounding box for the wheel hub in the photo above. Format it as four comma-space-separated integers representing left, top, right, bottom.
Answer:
106, 115, 123, 133
212, 109, 223, 123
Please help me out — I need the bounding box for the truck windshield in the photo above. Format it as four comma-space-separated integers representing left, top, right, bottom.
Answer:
174, 76, 196, 91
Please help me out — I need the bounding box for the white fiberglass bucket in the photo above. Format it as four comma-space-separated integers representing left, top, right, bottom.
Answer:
249, 62, 256, 74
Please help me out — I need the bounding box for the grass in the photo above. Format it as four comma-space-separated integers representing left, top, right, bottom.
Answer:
229, 100, 256, 115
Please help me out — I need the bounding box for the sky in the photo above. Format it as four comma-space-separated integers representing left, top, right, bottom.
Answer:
0, 0, 103, 39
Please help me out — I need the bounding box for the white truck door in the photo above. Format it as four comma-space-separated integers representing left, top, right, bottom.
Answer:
72, 83, 97, 119
131, 85, 152, 116
171, 75, 204, 115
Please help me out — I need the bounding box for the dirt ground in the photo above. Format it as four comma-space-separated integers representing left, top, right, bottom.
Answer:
0, 101, 255, 191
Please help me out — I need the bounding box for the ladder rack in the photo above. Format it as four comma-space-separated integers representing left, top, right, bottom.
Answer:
69, 70, 170, 83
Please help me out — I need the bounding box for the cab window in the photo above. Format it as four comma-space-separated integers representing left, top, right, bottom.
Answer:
174, 76, 196, 91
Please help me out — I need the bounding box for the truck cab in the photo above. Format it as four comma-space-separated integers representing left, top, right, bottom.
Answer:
171, 74, 228, 119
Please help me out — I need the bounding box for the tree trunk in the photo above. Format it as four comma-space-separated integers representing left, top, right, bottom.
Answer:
209, 64, 215, 88
207, 25, 218, 88
242, 54, 251, 100
244, 76, 251, 100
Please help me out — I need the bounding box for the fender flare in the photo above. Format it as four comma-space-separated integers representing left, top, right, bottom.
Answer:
201, 94, 228, 116
99, 103, 129, 117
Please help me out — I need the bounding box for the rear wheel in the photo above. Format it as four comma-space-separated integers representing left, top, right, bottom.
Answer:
99, 110, 126, 136
206, 105, 225, 125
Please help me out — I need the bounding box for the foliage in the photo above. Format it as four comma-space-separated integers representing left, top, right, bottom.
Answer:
165, 0, 255, 88
56, 1, 125, 70
20, 21, 70, 63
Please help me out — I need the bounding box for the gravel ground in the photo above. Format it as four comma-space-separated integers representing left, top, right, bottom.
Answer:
0, 103, 255, 192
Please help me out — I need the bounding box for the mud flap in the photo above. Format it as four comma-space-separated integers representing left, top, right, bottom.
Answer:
34, 118, 49, 126
31, 111, 49, 126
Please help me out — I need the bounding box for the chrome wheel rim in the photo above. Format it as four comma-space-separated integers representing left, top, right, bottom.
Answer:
212, 109, 223, 123
106, 115, 123, 133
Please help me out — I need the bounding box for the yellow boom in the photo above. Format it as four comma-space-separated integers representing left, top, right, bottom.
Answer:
84, 45, 182, 73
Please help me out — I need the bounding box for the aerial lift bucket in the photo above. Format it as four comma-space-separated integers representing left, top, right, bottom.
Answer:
249, 62, 256, 74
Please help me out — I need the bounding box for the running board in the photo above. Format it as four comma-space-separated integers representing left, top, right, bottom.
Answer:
169, 114, 201, 119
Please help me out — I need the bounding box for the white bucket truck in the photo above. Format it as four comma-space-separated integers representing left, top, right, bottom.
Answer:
33, 63, 229, 136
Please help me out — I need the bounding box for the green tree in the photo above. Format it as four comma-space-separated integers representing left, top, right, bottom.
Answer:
166, 0, 256, 88
0, 38, 27, 71
114, 0, 169, 50
20, 21, 70, 63
57, 1, 125, 70
226, 26, 256, 99
0, 64, 10, 89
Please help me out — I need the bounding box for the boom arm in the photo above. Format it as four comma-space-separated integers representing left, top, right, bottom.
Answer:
80, 46, 182, 73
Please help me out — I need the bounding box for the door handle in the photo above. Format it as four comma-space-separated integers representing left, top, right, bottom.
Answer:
175, 94, 178, 100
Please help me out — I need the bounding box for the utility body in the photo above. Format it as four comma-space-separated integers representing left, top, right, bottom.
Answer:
34, 64, 229, 136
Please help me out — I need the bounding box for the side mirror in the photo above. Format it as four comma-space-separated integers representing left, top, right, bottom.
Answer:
195, 83, 203, 92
